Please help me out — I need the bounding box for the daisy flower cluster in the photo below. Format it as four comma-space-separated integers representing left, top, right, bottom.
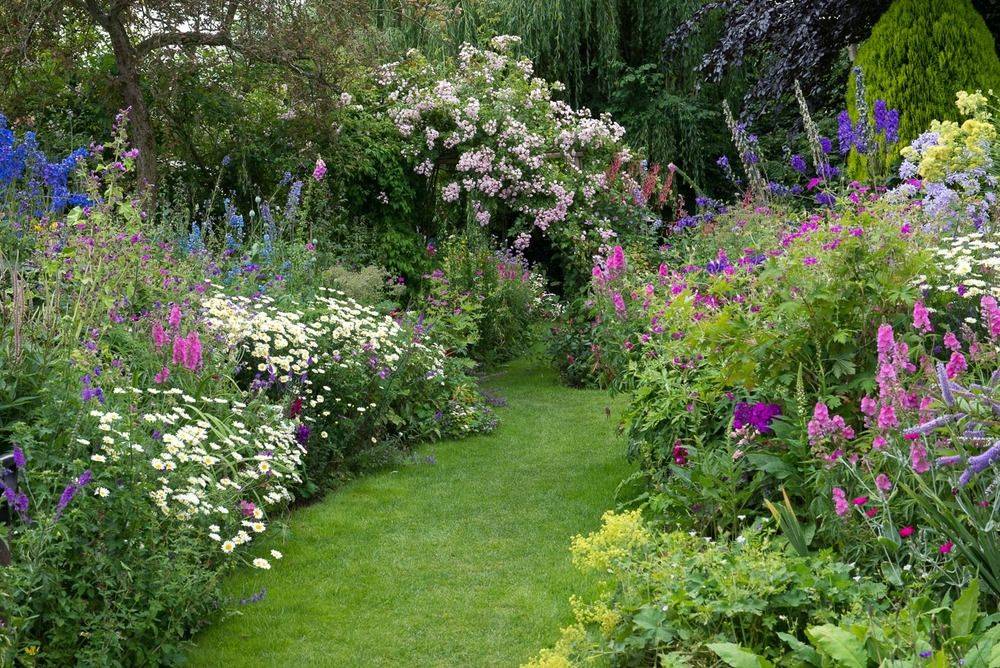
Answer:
82, 386, 302, 564
916, 230, 1000, 309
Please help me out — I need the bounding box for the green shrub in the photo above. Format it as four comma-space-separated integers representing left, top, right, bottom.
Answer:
525, 511, 884, 666
849, 0, 1000, 155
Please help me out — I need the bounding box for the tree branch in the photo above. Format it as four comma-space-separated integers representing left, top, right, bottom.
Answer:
136, 29, 232, 55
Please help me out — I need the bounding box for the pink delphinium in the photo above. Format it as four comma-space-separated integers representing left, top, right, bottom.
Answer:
912, 301, 932, 333
943, 331, 961, 352
945, 351, 967, 379
982, 295, 1000, 338
154, 366, 170, 384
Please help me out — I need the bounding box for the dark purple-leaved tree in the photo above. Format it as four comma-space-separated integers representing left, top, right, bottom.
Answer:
666, 0, 999, 114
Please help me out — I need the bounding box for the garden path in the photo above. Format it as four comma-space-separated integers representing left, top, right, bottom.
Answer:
188, 352, 629, 667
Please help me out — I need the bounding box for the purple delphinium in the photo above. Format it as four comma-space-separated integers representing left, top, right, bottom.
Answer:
790, 154, 807, 174
733, 402, 782, 435
12, 447, 25, 469
837, 111, 855, 155
294, 423, 311, 445
873, 100, 900, 143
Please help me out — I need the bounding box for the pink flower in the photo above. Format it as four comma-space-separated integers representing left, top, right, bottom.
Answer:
172, 335, 187, 366
183, 331, 203, 371
872, 435, 887, 450
910, 440, 930, 474
312, 157, 327, 181
912, 301, 932, 333
154, 366, 170, 384
877, 404, 898, 430
832, 488, 850, 516
865, 507, 878, 518
943, 331, 961, 352
939, 541, 954, 554
876, 324, 895, 358
151, 321, 168, 349
852, 496, 868, 506
875, 473, 892, 493
945, 351, 967, 379
899, 525, 914, 538
168, 303, 182, 330
982, 295, 1000, 338
860, 396, 877, 416
612, 292, 626, 318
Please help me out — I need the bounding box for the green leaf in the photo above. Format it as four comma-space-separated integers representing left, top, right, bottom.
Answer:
706, 642, 774, 668
953, 580, 982, 639
805, 624, 867, 668
777, 632, 821, 666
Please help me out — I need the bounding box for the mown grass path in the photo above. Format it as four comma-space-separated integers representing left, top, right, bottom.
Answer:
188, 352, 629, 667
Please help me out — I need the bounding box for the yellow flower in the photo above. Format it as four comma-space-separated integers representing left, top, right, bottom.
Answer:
25, 646, 39, 656
570, 509, 650, 572
956, 90, 989, 116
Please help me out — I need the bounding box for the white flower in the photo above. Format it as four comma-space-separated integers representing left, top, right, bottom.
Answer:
94, 487, 110, 498
252, 558, 271, 570
221, 541, 236, 554
270, 550, 283, 560
90, 454, 107, 463
251, 522, 266, 533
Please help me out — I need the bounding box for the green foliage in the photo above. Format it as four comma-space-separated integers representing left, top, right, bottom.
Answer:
526, 513, 884, 666
849, 0, 1000, 152
422, 230, 547, 368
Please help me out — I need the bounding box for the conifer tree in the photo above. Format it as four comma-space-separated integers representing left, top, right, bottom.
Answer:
849, 0, 1000, 151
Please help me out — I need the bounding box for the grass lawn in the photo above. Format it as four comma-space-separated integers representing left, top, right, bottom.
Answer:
186, 351, 630, 667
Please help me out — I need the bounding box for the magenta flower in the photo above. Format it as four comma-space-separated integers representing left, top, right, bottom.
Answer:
877, 404, 898, 430
172, 335, 187, 366
982, 295, 1000, 338
312, 157, 327, 182
852, 496, 868, 506
945, 351, 967, 379
875, 473, 892, 493
183, 330, 202, 371
151, 320, 168, 349
910, 440, 930, 474
832, 487, 849, 517
912, 301, 932, 333
168, 303, 182, 329
860, 396, 877, 416
940, 541, 954, 554
943, 331, 961, 352
899, 525, 914, 538
154, 366, 170, 384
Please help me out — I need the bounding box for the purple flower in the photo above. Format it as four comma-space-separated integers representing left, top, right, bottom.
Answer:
837, 111, 855, 155
295, 423, 311, 445
12, 447, 25, 469
959, 440, 1000, 486
54, 470, 93, 519
733, 402, 782, 435
874, 100, 900, 143
818, 136, 833, 154
790, 154, 807, 174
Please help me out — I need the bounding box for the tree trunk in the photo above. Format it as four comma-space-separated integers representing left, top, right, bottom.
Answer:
103, 13, 158, 204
